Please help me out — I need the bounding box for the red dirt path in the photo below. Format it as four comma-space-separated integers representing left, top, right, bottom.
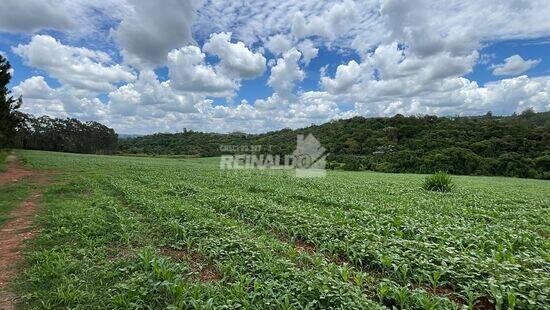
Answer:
0, 159, 49, 309
0, 158, 34, 186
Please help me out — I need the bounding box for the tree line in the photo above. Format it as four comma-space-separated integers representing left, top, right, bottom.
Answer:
120, 111, 550, 179
13, 114, 118, 154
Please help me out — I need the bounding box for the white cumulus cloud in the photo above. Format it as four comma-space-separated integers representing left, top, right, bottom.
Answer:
13, 35, 135, 96
491, 54, 541, 76
167, 45, 236, 96
321, 60, 362, 94
268, 48, 305, 99
265, 34, 293, 56
291, 0, 359, 40
297, 40, 319, 65
203, 32, 266, 79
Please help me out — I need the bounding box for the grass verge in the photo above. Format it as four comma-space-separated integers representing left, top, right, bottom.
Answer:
0, 181, 34, 226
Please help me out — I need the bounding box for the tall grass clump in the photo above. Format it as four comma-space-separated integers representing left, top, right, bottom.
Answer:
423, 171, 455, 192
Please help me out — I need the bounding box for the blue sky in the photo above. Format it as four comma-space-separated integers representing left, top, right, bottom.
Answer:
2, 0, 550, 134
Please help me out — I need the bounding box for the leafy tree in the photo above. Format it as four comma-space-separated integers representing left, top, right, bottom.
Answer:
0, 54, 22, 147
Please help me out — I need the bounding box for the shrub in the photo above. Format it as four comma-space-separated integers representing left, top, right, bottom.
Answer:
423, 171, 455, 192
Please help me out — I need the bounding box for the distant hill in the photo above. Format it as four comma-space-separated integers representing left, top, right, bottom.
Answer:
119, 111, 550, 179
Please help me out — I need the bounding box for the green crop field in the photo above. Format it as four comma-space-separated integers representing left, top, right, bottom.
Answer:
11, 150, 550, 309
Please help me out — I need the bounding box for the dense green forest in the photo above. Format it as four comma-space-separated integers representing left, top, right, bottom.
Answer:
13, 113, 118, 154
120, 111, 550, 179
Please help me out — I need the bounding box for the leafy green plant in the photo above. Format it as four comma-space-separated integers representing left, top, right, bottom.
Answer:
462, 285, 481, 310
415, 292, 440, 310
422, 171, 455, 192
393, 286, 410, 309
426, 270, 443, 291
377, 281, 391, 303
507, 289, 517, 310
